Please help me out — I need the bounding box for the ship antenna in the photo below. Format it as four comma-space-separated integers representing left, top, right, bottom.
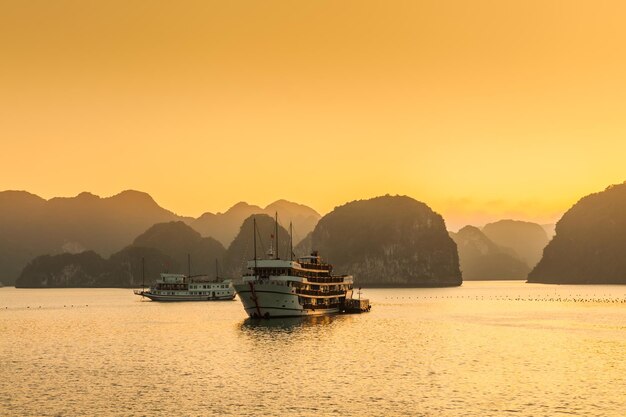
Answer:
215, 258, 219, 282
290, 221, 293, 261
187, 253, 191, 279
253, 217, 258, 276
275, 211, 279, 260
141, 257, 145, 297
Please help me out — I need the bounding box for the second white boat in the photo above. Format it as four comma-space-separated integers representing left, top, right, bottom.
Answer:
135, 273, 236, 301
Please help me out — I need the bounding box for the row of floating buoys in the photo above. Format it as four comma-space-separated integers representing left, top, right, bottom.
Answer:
1, 304, 90, 310
383, 295, 626, 303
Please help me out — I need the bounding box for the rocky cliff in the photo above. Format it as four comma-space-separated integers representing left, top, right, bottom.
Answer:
294, 232, 313, 257
310, 195, 461, 287
15, 247, 176, 288
450, 226, 530, 280
528, 182, 626, 284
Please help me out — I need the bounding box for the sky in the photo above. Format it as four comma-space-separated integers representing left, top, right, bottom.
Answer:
1, 1, 625, 230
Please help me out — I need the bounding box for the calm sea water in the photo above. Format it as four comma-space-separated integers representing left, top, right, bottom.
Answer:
1, 281, 625, 417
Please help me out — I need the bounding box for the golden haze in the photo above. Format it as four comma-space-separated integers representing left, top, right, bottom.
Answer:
1, 1, 625, 230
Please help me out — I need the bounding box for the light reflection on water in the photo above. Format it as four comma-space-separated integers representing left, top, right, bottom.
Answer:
240, 315, 337, 332
1, 281, 625, 417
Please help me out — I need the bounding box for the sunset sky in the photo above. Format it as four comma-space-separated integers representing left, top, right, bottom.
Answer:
1, 1, 625, 230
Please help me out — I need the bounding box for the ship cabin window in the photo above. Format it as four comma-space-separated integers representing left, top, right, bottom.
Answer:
262, 268, 291, 277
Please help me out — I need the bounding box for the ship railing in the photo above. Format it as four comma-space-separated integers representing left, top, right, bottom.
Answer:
242, 273, 348, 284
304, 276, 346, 283
191, 278, 228, 283
301, 303, 341, 310
298, 262, 332, 271
296, 289, 344, 296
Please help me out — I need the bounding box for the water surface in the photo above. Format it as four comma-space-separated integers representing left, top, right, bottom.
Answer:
1, 281, 625, 416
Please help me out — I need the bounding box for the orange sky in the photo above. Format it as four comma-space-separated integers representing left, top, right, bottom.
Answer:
1, 1, 625, 230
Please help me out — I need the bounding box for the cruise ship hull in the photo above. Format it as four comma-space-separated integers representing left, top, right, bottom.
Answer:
234, 282, 343, 318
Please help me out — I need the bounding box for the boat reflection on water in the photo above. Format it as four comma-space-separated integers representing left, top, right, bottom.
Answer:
240, 314, 338, 333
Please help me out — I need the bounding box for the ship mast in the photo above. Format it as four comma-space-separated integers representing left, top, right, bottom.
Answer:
275, 211, 279, 260
290, 221, 293, 261
141, 257, 145, 298
253, 217, 258, 276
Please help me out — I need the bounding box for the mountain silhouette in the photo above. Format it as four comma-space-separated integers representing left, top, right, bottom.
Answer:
15, 247, 177, 288
482, 220, 549, 268
222, 214, 292, 278
1, 190, 319, 285
0, 190, 185, 284
16, 251, 111, 288
191, 200, 320, 247
294, 232, 313, 257
133, 221, 225, 278
450, 226, 530, 280
528, 182, 626, 284
15, 221, 224, 288
309, 195, 461, 287
541, 223, 557, 239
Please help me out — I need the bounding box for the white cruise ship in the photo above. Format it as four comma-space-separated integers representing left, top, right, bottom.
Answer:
234, 252, 356, 318
233, 217, 370, 318
134, 273, 235, 302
